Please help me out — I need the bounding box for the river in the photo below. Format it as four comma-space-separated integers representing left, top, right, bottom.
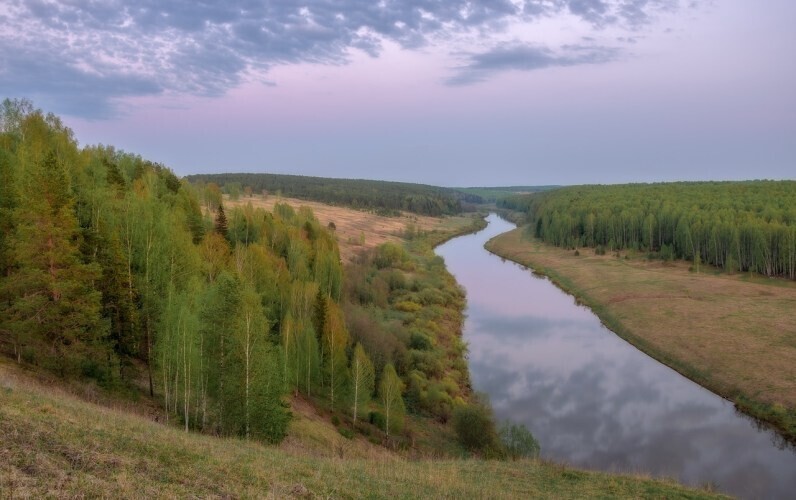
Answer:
435, 214, 796, 499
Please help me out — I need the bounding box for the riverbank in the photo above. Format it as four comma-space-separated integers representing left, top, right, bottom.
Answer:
485, 226, 796, 443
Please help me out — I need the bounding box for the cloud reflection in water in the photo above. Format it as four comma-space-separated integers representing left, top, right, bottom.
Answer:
437, 214, 796, 499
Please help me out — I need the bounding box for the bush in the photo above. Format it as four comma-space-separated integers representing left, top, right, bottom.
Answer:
409, 330, 433, 350
499, 422, 540, 460
338, 427, 355, 440
452, 401, 501, 454
369, 410, 386, 430
660, 244, 674, 262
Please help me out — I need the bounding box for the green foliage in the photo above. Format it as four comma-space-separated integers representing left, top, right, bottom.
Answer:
500, 422, 541, 460
0, 102, 362, 445
452, 400, 502, 456
369, 410, 386, 429
343, 232, 472, 424
185, 172, 465, 216
507, 182, 796, 280
350, 343, 375, 423
379, 363, 405, 435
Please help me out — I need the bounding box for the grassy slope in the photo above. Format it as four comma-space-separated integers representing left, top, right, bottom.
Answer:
486, 227, 796, 441
0, 363, 720, 499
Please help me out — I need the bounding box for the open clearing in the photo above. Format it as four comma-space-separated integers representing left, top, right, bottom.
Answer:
486, 228, 796, 433
226, 194, 477, 261
0, 362, 720, 499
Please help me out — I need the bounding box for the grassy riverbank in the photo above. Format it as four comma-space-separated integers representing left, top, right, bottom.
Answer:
0, 363, 721, 498
485, 227, 796, 442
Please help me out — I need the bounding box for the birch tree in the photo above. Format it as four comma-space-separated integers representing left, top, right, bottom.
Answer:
379, 363, 405, 436
350, 343, 374, 424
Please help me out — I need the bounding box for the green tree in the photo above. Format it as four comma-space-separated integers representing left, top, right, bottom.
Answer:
379, 363, 405, 436
215, 203, 229, 237
350, 343, 375, 424
322, 301, 350, 408
2, 149, 107, 378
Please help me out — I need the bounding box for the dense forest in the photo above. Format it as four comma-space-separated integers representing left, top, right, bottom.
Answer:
185, 173, 474, 216
500, 182, 796, 279
0, 99, 516, 454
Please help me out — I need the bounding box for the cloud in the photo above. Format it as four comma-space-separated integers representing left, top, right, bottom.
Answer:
446, 42, 621, 85
0, 0, 694, 117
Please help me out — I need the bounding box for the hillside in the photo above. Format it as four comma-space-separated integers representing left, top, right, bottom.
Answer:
0, 362, 721, 499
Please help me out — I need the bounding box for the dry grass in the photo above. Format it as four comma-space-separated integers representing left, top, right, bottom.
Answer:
486, 228, 796, 432
0, 362, 721, 499
225, 194, 476, 261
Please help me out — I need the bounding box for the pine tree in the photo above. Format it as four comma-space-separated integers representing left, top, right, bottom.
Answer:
3, 149, 107, 377
215, 203, 228, 237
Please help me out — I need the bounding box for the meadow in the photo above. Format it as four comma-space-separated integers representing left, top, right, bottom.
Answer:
225, 194, 481, 262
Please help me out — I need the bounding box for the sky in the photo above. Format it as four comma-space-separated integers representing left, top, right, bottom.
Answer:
1, 0, 794, 187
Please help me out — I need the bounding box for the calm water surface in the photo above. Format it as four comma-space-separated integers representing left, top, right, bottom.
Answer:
436, 214, 796, 499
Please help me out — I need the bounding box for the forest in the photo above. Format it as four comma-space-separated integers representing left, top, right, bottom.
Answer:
500, 182, 796, 280
0, 99, 510, 453
185, 172, 474, 216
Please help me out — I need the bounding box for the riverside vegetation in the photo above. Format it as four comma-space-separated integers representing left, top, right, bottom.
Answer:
0, 99, 730, 496
0, 98, 497, 451
493, 183, 796, 441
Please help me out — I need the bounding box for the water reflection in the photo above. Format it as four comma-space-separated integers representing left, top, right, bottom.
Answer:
437, 214, 796, 499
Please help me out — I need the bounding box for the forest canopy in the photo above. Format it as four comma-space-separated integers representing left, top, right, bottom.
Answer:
500, 181, 796, 279
0, 98, 485, 449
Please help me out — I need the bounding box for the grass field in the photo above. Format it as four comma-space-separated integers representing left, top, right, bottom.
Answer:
226, 194, 481, 261
485, 227, 796, 441
0, 362, 722, 499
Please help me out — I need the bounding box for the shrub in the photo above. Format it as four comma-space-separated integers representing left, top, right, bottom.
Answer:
452, 401, 501, 454
409, 330, 433, 350
499, 422, 540, 460
660, 244, 674, 262
369, 410, 386, 430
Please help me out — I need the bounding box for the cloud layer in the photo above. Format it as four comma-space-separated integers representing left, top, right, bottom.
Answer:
1, 0, 690, 117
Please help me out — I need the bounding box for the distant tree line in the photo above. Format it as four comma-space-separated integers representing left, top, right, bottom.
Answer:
455, 186, 560, 204
500, 182, 796, 279
186, 173, 466, 216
